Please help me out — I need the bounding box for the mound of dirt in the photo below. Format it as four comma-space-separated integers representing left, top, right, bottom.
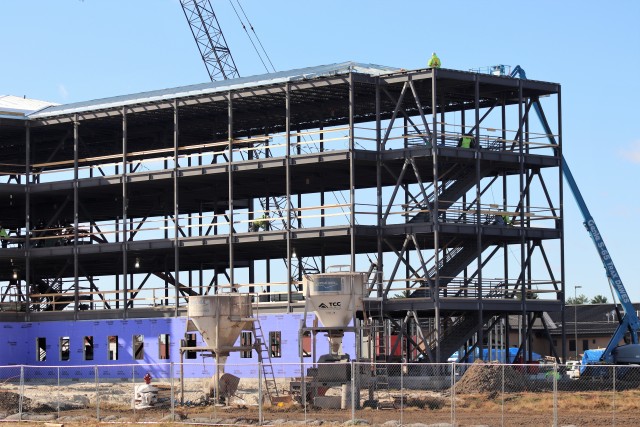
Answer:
454, 361, 527, 394
0, 391, 31, 413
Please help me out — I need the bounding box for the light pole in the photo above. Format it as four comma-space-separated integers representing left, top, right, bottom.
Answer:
574, 285, 582, 359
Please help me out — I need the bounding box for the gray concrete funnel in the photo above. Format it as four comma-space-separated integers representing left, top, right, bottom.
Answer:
188, 294, 254, 356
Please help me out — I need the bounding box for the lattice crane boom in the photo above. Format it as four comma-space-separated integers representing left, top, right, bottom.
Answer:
180, 0, 240, 81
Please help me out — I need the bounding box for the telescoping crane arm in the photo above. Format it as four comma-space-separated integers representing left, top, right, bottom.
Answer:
510, 66, 639, 363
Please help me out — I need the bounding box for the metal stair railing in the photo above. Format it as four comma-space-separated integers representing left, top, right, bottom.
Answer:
407, 165, 466, 222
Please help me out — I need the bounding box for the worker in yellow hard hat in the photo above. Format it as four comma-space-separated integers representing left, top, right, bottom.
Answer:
428, 52, 441, 68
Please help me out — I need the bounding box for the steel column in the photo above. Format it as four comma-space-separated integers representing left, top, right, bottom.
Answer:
122, 107, 128, 314
285, 83, 292, 306
376, 77, 383, 297
73, 115, 79, 317
431, 70, 441, 362
518, 79, 527, 352
227, 92, 234, 294
474, 76, 484, 350
24, 122, 31, 319
558, 86, 566, 362
349, 72, 356, 270
174, 100, 180, 314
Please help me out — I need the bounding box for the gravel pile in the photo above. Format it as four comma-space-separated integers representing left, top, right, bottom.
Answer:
0, 391, 29, 413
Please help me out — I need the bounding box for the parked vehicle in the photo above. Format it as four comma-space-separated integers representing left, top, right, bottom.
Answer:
566, 361, 580, 379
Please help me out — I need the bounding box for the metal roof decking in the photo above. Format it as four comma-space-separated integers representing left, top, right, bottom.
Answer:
29, 62, 399, 119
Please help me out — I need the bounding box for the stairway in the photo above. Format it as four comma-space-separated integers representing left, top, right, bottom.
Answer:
429, 311, 498, 362
252, 318, 279, 404
410, 240, 493, 298
30, 278, 73, 311
409, 164, 484, 223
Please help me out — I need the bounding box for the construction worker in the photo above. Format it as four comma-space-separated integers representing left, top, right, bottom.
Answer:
458, 135, 475, 148
251, 214, 269, 232
428, 52, 441, 68
0, 225, 8, 248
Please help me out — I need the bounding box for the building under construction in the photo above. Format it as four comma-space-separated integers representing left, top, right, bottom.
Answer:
0, 62, 564, 370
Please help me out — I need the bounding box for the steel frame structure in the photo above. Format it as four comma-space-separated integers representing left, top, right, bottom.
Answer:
0, 65, 564, 362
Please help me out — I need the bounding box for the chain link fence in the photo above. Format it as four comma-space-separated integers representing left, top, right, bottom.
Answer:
2, 362, 640, 425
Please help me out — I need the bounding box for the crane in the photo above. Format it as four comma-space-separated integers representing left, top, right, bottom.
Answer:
178, 0, 319, 283
510, 65, 640, 364
179, 0, 240, 81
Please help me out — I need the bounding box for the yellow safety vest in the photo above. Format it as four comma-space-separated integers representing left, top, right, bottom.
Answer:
460, 136, 473, 148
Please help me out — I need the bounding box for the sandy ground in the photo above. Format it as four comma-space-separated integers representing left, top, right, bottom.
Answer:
0, 373, 636, 426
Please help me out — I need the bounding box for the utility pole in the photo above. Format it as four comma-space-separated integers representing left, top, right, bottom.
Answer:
574, 285, 582, 359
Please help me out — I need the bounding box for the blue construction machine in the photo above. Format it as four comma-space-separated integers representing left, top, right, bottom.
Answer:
510, 65, 640, 366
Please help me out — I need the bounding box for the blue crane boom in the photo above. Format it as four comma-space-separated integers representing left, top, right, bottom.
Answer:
510, 65, 639, 363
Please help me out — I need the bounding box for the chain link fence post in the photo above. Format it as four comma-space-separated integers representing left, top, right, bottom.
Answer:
302, 360, 307, 423
553, 363, 558, 427
95, 365, 99, 421
57, 366, 61, 419
350, 360, 355, 424
18, 365, 24, 421
613, 365, 616, 427
400, 359, 409, 426
501, 363, 505, 427
450, 362, 455, 425
170, 362, 175, 420
400, 361, 404, 426
132, 365, 136, 416
258, 360, 263, 426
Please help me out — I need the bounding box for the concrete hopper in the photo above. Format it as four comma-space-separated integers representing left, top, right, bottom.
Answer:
305, 272, 365, 355
187, 294, 254, 356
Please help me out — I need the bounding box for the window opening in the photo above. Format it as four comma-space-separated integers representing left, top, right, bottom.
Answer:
108, 336, 118, 360
269, 331, 281, 358
240, 331, 253, 358
159, 334, 170, 360
36, 337, 46, 362
84, 336, 94, 361
301, 331, 311, 358
60, 337, 70, 361
185, 333, 197, 359
133, 335, 144, 360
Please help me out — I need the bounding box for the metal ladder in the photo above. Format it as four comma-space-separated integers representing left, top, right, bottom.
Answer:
253, 318, 279, 403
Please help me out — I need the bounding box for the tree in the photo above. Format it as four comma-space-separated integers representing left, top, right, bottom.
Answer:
591, 295, 609, 304
566, 294, 589, 305
391, 290, 412, 299
516, 290, 539, 300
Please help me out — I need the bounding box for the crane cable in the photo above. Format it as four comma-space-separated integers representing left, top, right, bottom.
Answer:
227, 0, 274, 73
235, 0, 276, 73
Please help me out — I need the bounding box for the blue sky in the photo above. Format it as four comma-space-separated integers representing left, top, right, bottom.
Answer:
2, 0, 639, 301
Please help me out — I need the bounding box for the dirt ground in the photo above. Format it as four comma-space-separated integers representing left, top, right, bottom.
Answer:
0, 365, 636, 426
0, 394, 635, 427
0, 408, 635, 427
